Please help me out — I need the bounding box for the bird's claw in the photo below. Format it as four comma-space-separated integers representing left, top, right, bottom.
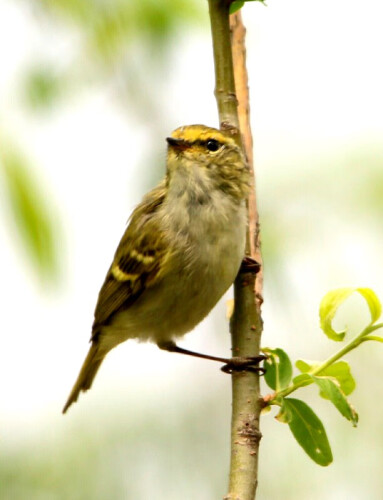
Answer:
221, 355, 266, 374
239, 256, 261, 274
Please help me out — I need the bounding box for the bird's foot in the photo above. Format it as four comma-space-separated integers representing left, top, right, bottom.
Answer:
221, 355, 266, 374
239, 256, 261, 274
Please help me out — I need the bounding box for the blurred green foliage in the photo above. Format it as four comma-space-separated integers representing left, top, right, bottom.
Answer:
39, 0, 201, 44
29, 0, 203, 85
0, 143, 59, 282
24, 66, 63, 110
0, 394, 229, 500
4, 0, 203, 283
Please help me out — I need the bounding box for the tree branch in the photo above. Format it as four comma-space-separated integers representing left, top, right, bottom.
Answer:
207, 2, 264, 499
230, 12, 263, 293
208, 0, 239, 135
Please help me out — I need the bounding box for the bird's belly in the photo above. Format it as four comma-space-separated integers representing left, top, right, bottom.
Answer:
104, 229, 244, 348
100, 200, 247, 351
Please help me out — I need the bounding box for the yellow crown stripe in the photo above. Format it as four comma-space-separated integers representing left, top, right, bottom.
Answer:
171, 125, 235, 146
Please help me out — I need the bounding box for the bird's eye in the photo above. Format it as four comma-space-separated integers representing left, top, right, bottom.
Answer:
206, 139, 220, 152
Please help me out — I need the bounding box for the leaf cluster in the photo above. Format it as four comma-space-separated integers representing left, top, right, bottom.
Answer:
262, 287, 383, 466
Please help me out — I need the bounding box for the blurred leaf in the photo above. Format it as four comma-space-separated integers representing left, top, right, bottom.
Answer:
41, 0, 90, 21
28, 0, 204, 131
263, 347, 293, 391
278, 398, 333, 466
0, 145, 59, 282
24, 65, 63, 110
312, 376, 358, 427
41, 0, 202, 53
90, 1, 203, 62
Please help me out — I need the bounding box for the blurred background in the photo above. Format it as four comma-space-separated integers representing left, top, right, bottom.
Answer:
1, 0, 383, 498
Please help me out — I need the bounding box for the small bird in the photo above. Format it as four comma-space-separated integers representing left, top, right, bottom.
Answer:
63, 124, 255, 414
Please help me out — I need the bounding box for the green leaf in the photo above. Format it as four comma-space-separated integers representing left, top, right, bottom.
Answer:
291, 373, 314, 388
230, 0, 266, 13
261, 405, 272, 415
0, 146, 60, 282
278, 398, 333, 466
296, 359, 319, 373
356, 288, 382, 326
319, 361, 356, 396
230, 1, 245, 13
263, 348, 293, 391
319, 288, 354, 341
275, 401, 292, 423
296, 359, 356, 396
319, 287, 382, 341
312, 376, 358, 427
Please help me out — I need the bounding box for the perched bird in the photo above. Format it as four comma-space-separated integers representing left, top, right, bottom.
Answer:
63, 124, 254, 414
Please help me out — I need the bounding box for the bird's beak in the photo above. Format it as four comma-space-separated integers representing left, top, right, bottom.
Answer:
166, 137, 189, 150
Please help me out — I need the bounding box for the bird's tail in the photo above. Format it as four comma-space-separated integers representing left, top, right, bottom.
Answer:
62, 341, 105, 414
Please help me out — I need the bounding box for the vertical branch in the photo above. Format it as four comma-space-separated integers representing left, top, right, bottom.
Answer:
228, 13, 263, 500
230, 12, 263, 297
207, 2, 263, 500
208, 0, 240, 135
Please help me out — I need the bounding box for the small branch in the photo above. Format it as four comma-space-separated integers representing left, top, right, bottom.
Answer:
207, 2, 263, 499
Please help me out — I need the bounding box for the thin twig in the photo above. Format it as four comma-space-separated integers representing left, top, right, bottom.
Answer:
207, 2, 264, 499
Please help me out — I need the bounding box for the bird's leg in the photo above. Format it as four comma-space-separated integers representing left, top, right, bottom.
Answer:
157, 258, 264, 373
157, 341, 265, 374
158, 341, 237, 363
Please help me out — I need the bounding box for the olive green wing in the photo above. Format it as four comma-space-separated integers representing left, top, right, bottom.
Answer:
91, 180, 168, 333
